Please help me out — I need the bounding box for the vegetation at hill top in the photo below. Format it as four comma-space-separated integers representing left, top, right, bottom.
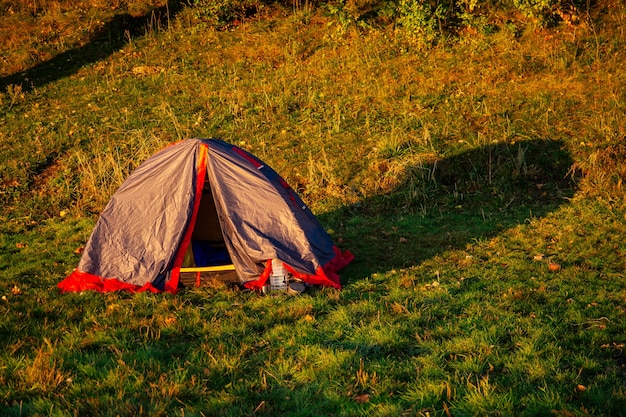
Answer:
1, 0, 625, 415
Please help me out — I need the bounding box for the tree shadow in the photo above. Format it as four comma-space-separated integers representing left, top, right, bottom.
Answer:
320, 139, 579, 284
0, 1, 187, 93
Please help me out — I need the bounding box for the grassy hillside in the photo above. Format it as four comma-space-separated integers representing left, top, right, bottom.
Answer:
1, 0, 625, 415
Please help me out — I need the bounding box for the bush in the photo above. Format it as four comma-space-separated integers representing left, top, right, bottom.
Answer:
341, 0, 584, 40
511, 0, 559, 19
185, 0, 585, 37
189, 0, 266, 26
396, 0, 446, 42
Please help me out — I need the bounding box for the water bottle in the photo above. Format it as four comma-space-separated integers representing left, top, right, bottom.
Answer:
269, 259, 288, 291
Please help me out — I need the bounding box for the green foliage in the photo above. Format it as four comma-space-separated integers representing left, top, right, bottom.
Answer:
189, 0, 267, 27
511, 0, 558, 19
396, 0, 444, 42
325, 0, 360, 32
319, 0, 586, 41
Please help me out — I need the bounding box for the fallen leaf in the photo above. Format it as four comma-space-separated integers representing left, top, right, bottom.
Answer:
354, 393, 370, 404
548, 262, 561, 272
399, 237, 408, 243
74, 246, 84, 254
575, 384, 587, 392
11, 286, 21, 295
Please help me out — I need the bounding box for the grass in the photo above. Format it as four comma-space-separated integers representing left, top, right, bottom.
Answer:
1, 0, 626, 415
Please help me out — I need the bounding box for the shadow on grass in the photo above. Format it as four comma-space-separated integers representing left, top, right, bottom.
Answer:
0, 1, 186, 93
322, 138, 578, 285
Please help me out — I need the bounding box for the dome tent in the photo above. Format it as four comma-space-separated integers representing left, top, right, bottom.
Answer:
58, 138, 353, 293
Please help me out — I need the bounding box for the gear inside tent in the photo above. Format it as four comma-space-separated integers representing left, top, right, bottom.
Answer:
58, 138, 353, 294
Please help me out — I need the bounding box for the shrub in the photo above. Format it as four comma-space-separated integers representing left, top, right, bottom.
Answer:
320, 0, 587, 41
188, 0, 266, 27
511, 0, 559, 20
396, 0, 446, 42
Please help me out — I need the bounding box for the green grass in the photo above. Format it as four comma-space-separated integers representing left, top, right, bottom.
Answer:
1, 0, 626, 415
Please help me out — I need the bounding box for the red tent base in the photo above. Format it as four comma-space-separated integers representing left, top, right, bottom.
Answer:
59, 246, 354, 294
58, 270, 164, 293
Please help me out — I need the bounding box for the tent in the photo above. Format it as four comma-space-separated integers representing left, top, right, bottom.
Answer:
58, 138, 353, 293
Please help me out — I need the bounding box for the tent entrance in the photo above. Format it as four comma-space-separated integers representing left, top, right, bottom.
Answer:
179, 181, 237, 287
